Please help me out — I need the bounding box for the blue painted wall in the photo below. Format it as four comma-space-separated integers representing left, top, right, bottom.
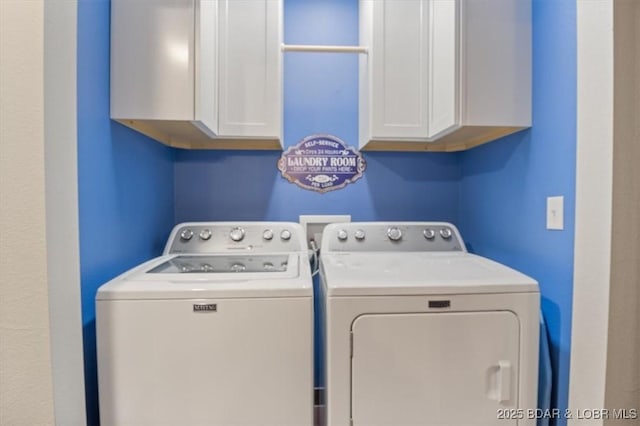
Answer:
458, 0, 577, 423
77, 0, 175, 424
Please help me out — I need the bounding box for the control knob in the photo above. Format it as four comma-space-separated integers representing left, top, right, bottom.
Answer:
229, 227, 245, 242
440, 228, 453, 239
354, 229, 366, 241
337, 229, 348, 241
423, 229, 436, 240
387, 227, 402, 241
262, 229, 274, 241
199, 229, 212, 240
280, 229, 292, 241
230, 263, 246, 272
180, 229, 194, 241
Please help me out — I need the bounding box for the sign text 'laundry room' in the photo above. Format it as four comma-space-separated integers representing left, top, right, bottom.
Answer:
278, 134, 366, 193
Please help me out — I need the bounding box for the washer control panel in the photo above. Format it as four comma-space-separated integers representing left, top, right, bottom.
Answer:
322, 222, 466, 253
165, 222, 305, 254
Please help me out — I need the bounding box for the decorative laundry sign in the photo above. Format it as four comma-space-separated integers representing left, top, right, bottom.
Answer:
278, 134, 366, 193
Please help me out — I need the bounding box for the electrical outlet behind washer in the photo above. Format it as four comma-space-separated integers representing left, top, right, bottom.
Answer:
299, 215, 351, 249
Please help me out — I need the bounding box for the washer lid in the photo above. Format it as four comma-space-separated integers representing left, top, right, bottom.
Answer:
321, 252, 538, 296
96, 253, 312, 300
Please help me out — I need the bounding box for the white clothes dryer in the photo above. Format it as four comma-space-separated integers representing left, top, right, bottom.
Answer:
320, 222, 539, 426
96, 222, 313, 426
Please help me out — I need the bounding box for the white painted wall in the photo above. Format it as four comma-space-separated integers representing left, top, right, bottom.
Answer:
44, 0, 86, 424
571, 0, 640, 424
0, 1, 56, 424
570, 1, 614, 422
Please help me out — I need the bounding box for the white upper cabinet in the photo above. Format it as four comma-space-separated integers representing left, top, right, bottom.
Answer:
360, 0, 531, 152
111, 0, 282, 150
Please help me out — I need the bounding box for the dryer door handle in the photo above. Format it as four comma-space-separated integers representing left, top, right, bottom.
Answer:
497, 360, 512, 403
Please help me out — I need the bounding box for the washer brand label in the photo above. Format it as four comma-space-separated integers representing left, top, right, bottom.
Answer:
193, 304, 217, 312
278, 134, 366, 193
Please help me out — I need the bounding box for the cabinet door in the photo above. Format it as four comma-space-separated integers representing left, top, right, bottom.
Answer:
427, 0, 458, 138
111, 0, 196, 121
351, 311, 519, 426
365, 0, 457, 141
218, 0, 282, 138
194, 0, 218, 137
369, 0, 429, 140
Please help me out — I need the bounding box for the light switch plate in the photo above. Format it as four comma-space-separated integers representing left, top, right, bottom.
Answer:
547, 196, 564, 230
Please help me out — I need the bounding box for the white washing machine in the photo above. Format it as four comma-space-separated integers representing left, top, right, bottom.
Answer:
96, 222, 313, 426
320, 222, 540, 426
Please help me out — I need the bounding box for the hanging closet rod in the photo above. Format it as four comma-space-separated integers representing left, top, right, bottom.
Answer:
281, 44, 368, 54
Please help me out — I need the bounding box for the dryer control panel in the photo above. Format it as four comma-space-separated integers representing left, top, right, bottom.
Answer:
321, 222, 466, 253
164, 222, 306, 254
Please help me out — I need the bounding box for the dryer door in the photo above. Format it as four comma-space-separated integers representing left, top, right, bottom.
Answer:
351, 311, 520, 426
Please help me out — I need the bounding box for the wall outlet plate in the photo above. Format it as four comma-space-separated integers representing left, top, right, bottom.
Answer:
299, 215, 351, 249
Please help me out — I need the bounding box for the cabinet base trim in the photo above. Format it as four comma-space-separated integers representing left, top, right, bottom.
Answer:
114, 119, 282, 151
362, 126, 528, 152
